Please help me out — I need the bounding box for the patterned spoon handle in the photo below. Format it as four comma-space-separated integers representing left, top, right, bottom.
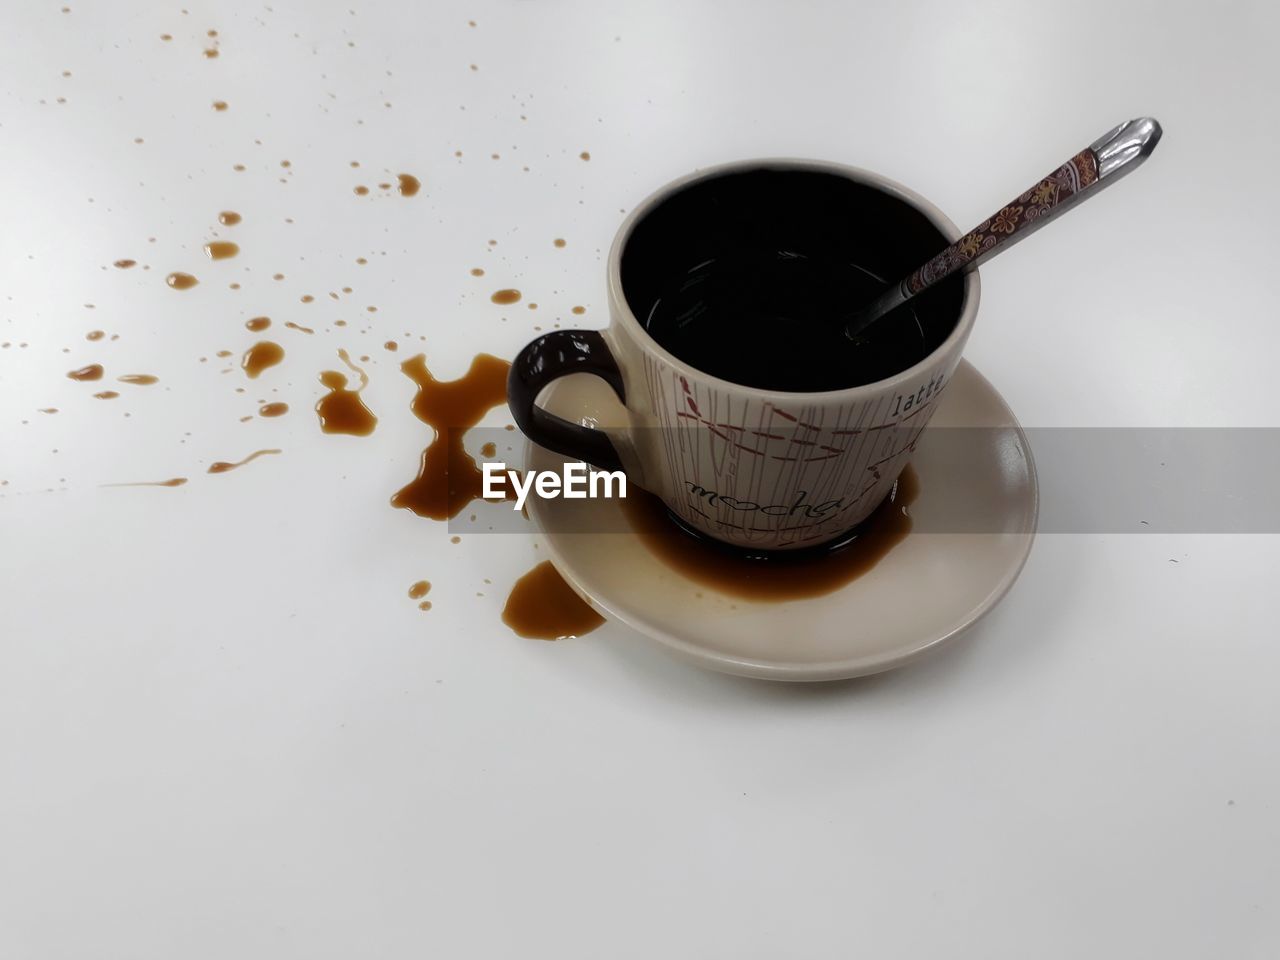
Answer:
844, 117, 1163, 339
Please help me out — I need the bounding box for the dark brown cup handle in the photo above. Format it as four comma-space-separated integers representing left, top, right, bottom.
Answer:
507, 329, 628, 472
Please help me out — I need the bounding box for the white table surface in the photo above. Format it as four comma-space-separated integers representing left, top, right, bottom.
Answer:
2, 1, 1277, 957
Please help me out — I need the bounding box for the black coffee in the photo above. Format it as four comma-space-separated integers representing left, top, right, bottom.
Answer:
621, 167, 964, 392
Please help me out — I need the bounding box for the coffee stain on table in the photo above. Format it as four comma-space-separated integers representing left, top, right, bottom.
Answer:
258, 402, 288, 418
390, 353, 510, 520
208, 448, 281, 474
502, 561, 605, 640
166, 272, 199, 290
218, 211, 242, 225
619, 466, 920, 601
245, 316, 270, 331
242, 341, 284, 378
397, 173, 421, 197
67, 364, 104, 381
104, 477, 189, 488
315, 349, 376, 435
117, 374, 158, 385
490, 288, 521, 305
204, 241, 239, 260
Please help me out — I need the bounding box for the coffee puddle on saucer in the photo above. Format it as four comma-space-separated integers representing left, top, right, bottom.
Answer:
618, 465, 918, 601
503, 560, 604, 640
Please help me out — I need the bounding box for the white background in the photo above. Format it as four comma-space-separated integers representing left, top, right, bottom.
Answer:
1, 1, 1277, 957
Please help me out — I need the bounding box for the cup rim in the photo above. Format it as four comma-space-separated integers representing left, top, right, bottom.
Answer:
605, 157, 979, 403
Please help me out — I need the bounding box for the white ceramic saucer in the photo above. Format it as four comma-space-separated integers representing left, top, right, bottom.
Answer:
526, 360, 1038, 681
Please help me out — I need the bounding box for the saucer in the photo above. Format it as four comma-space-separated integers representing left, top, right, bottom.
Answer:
526, 360, 1038, 681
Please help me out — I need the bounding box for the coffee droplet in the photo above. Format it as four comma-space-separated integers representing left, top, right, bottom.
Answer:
408, 580, 431, 599
490, 288, 521, 305
579, 151, 591, 161
502, 561, 604, 640
316, 350, 376, 436
397, 173, 421, 197
203, 48, 219, 58
204, 241, 239, 260
245, 316, 270, 331
94, 390, 119, 399
553, 238, 566, 248
117, 374, 159, 385
104, 477, 187, 488
258, 402, 288, 417
208, 449, 281, 474
67, 364, 104, 381
113, 259, 136, 268
212, 100, 228, 111
418, 601, 433, 611
480, 441, 496, 457
384, 340, 398, 351
390, 353, 512, 520
284, 321, 314, 335
218, 210, 242, 225
470, 268, 485, 277
166, 272, 198, 290
572, 305, 586, 315
86, 330, 105, 341
353, 185, 369, 196
242, 341, 284, 378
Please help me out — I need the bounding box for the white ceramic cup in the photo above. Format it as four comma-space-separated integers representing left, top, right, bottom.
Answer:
508, 159, 979, 552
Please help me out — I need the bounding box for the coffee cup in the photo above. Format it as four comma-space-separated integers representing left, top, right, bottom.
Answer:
508, 159, 978, 552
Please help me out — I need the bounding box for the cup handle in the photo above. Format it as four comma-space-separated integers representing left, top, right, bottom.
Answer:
507, 329, 628, 472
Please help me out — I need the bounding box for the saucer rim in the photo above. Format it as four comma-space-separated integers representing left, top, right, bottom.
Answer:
527, 359, 1039, 682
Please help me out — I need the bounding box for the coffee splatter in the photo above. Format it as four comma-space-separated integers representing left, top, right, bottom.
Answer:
104, 477, 188, 488
94, 390, 119, 399
166, 272, 198, 290
218, 210, 241, 225
490, 288, 521, 305
212, 100, 228, 111
553, 238, 566, 248
390, 353, 511, 520
208, 448, 281, 474
258, 402, 288, 417
242, 341, 284, 378
67, 364, 104, 381
204, 241, 239, 260
502, 561, 604, 640
86, 330, 105, 341
113, 259, 136, 268
284, 321, 314, 335
408, 580, 431, 599
245, 316, 270, 331
117, 374, 158, 385
397, 173, 421, 197
315, 350, 376, 436
579, 151, 591, 161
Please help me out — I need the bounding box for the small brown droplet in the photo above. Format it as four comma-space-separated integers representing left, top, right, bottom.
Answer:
67, 364, 104, 381
450, 536, 461, 544
480, 442, 497, 458
203, 48, 219, 58
160, 33, 172, 41
203, 241, 239, 260
418, 601, 433, 611
245, 316, 270, 331
93, 390, 119, 399
113, 259, 136, 269
470, 268, 484, 277
118, 374, 159, 385
553, 238, 566, 248
408, 581, 431, 599
166, 272, 198, 289
572, 305, 586, 315
397, 173, 421, 197
384, 340, 398, 351
212, 100, 228, 111
354, 185, 369, 196
233, 163, 245, 171
86, 330, 104, 341
218, 210, 241, 225
579, 151, 591, 161
258, 402, 288, 418
242, 341, 284, 379
491, 288, 521, 305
